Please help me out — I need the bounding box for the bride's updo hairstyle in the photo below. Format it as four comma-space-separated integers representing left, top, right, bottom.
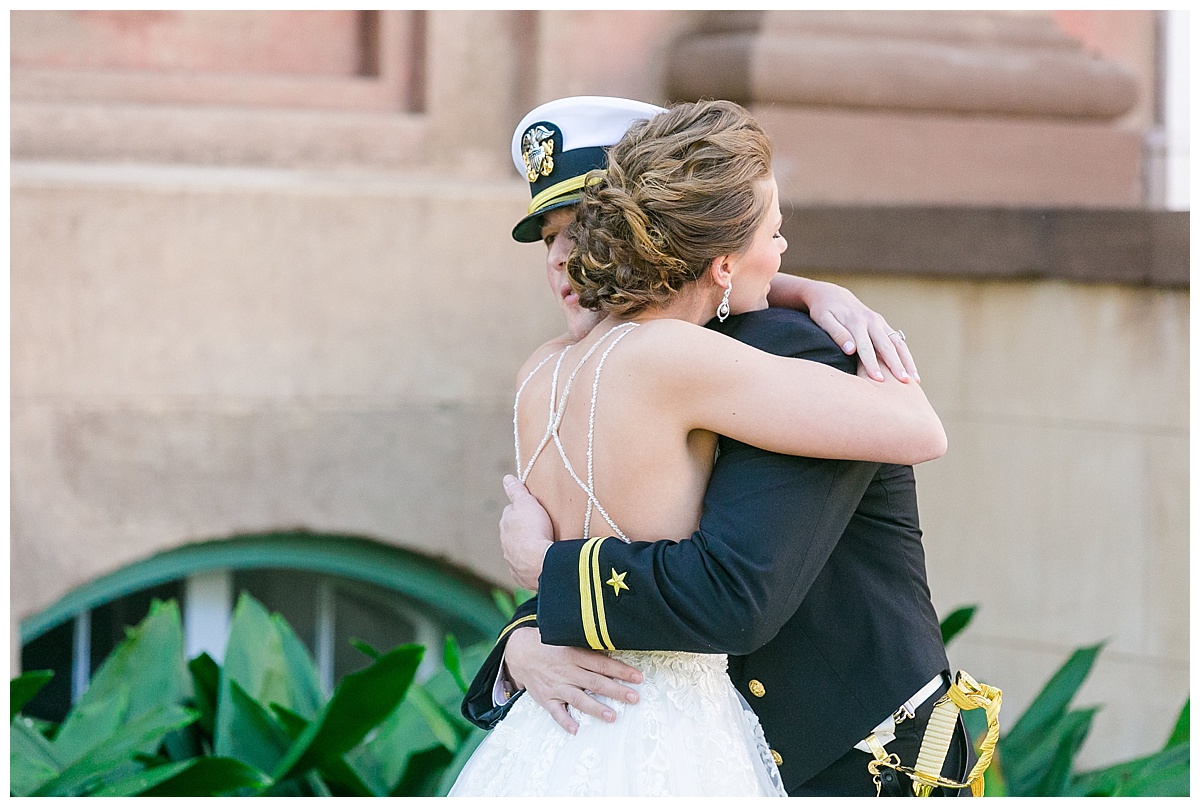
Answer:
566, 99, 772, 317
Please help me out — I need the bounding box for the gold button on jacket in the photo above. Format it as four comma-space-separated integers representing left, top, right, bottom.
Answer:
748, 679, 766, 698
770, 749, 783, 766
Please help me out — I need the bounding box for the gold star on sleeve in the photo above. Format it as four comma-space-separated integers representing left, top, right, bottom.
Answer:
606, 568, 629, 597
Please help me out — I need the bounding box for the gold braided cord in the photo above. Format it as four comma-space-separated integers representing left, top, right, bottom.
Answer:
862, 670, 1003, 797
946, 670, 1003, 797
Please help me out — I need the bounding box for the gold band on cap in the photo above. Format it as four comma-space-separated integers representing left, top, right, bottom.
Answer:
527, 171, 607, 216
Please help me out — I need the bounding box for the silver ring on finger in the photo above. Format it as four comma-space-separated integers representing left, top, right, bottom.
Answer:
886, 329, 906, 341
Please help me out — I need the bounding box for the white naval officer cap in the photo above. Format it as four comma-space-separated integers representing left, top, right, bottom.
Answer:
510, 95, 666, 243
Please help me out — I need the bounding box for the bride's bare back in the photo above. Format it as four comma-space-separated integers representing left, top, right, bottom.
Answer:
516, 322, 716, 544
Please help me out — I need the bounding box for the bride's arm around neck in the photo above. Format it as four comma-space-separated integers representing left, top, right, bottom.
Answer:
626, 318, 947, 466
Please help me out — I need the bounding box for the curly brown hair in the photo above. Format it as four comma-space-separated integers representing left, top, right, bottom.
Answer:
565, 99, 773, 317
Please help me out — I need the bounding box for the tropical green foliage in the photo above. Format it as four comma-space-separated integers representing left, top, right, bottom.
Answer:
491, 587, 535, 620
10, 595, 492, 797
17, 596, 1186, 796
940, 606, 1189, 797
938, 604, 977, 646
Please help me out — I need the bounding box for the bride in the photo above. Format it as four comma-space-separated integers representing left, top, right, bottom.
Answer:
450, 100, 946, 797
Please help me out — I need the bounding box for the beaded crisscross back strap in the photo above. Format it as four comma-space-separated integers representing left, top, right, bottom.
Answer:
512, 322, 639, 543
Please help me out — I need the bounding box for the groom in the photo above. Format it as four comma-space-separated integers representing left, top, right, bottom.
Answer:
463, 96, 974, 796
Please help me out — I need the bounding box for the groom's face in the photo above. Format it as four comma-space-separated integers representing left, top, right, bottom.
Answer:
540, 206, 603, 341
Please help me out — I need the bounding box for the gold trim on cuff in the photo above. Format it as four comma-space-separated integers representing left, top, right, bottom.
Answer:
495, 613, 537, 645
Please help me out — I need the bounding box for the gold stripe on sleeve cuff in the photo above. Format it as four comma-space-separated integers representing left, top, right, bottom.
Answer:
590, 537, 616, 651
578, 536, 604, 650
496, 614, 537, 644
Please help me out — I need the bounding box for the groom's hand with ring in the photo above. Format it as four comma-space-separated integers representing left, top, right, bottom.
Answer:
505, 627, 642, 735
500, 474, 555, 589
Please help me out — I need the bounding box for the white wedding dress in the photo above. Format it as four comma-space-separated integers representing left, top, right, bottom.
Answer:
449, 324, 787, 797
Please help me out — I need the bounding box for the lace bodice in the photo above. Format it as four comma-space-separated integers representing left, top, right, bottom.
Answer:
449, 649, 786, 796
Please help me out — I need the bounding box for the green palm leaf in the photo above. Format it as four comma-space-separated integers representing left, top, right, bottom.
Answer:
51, 687, 129, 766
10, 715, 65, 796
217, 678, 294, 774
354, 682, 442, 792
10, 670, 54, 719
1112, 741, 1190, 796
1166, 699, 1189, 748
407, 683, 463, 752
1002, 642, 1102, 755
216, 594, 291, 757
1035, 707, 1097, 796
271, 612, 323, 719
90, 756, 272, 797
33, 705, 197, 796
76, 600, 190, 724
271, 644, 424, 782
938, 605, 977, 646
444, 634, 469, 694
492, 589, 517, 620
316, 752, 383, 797
391, 745, 455, 797
1003, 707, 1096, 796
187, 652, 221, 738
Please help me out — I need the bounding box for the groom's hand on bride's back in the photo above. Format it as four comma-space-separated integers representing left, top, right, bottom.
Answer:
506, 627, 643, 734
500, 474, 555, 589
499, 472, 645, 733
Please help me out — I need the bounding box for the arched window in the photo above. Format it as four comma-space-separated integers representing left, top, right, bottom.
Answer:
19, 533, 506, 723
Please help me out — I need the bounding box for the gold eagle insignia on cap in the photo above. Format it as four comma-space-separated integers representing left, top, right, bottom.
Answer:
521, 125, 556, 182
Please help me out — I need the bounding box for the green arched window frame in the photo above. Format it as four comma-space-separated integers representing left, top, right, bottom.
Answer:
21, 532, 508, 645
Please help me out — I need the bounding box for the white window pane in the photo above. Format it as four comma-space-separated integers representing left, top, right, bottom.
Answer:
184, 570, 233, 663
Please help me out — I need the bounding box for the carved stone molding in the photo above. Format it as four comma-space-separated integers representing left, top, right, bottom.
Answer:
781, 206, 1188, 288
668, 11, 1138, 120
10, 11, 425, 113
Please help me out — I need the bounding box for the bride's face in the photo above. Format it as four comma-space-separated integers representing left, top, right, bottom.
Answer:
728, 176, 786, 315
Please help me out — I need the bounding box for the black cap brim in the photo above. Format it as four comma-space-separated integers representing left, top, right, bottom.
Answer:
510, 194, 582, 243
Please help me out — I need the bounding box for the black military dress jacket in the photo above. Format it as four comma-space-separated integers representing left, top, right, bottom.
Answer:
463, 308, 950, 792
